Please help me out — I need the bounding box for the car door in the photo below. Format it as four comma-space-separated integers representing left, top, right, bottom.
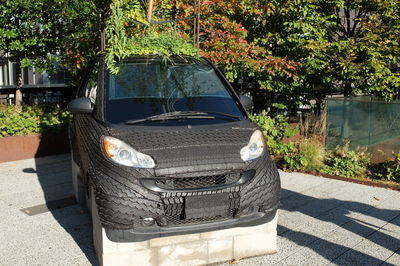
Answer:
70, 60, 100, 167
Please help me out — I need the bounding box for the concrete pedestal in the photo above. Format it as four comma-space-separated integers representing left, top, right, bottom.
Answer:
92, 196, 278, 266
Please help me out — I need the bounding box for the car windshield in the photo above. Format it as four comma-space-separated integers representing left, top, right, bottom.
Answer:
105, 59, 245, 125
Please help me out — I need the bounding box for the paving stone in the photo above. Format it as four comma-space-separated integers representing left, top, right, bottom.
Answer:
279, 171, 331, 194
60, 254, 99, 266
0, 233, 74, 265
331, 213, 400, 266
0, 183, 74, 209
382, 249, 400, 266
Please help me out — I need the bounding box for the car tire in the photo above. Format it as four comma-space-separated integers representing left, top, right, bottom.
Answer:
71, 152, 87, 208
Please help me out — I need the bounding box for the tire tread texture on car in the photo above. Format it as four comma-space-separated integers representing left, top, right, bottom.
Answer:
73, 115, 280, 230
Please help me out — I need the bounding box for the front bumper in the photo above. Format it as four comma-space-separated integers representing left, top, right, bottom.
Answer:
89, 155, 281, 242
105, 209, 278, 242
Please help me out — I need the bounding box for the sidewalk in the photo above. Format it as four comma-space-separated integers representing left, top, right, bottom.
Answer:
0, 154, 399, 265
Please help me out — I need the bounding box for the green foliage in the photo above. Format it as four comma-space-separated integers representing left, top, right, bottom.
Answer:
282, 138, 326, 172
251, 112, 325, 172
370, 152, 400, 182
281, 146, 307, 171
210, 1, 297, 83
251, 112, 399, 184
0, 105, 72, 137
249, 111, 298, 156
0, 0, 101, 77
2, 0, 400, 107
320, 144, 370, 178
105, 0, 198, 74
232, 0, 400, 109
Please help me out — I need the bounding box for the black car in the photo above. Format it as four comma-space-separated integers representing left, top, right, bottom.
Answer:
68, 55, 280, 242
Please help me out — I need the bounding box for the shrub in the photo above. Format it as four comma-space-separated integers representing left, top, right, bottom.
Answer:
320, 143, 370, 178
283, 138, 326, 171
250, 110, 298, 156
0, 104, 72, 137
370, 152, 400, 182
248, 111, 399, 184
251, 112, 325, 171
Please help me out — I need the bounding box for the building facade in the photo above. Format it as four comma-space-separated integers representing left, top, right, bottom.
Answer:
0, 57, 74, 105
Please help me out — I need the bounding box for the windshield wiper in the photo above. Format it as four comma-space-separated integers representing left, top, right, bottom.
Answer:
125, 111, 215, 125
203, 111, 241, 121
155, 111, 240, 121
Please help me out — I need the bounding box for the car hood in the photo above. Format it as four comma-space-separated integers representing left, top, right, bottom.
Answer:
106, 121, 258, 174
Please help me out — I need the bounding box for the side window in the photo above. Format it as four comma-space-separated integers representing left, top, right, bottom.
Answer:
83, 62, 99, 103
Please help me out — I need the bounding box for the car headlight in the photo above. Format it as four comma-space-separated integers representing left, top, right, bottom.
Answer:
240, 130, 265, 161
102, 136, 155, 168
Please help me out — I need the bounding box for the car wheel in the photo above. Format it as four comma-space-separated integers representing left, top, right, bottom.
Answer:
71, 152, 87, 208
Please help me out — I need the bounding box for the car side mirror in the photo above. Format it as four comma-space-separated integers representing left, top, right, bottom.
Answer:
67, 97, 93, 115
240, 95, 253, 112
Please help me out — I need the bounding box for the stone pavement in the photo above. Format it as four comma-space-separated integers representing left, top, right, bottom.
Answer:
0, 154, 399, 266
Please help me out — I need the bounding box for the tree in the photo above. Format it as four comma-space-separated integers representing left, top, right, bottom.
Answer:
0, 0, 297, 108
0, 0, 102, 105
156, 0, 297, 99
323, 0, 400, 99
4, 0, 397, 111
240, 0, 400, 110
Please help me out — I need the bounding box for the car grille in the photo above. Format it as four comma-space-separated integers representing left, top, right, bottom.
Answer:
160, 192, 240, 227
164, 209, 236, 226
155, 172, 241, 190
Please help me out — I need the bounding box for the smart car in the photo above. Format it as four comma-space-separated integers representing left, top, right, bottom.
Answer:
68, 55, 280, 242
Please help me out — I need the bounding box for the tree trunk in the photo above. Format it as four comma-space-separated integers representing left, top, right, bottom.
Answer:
172, 1, 177, 20
147, 0, 154, 22
15, 60, 23, 106
98, 0, 111, 51
100, 30, 106, 51
193, 0, 201, 49
344, 81, 352, 96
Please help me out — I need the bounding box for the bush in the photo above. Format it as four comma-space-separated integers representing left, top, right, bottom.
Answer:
370, 152, 400, 182
0, 104, 72, 137
320, 144, 370, 178
250, 112, 399, 184
250, 110, 298, 156
282, 138, 326, 172
251, 112, 324, 171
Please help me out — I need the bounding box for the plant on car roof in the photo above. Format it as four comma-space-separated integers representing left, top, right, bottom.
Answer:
105, 0, 198, 74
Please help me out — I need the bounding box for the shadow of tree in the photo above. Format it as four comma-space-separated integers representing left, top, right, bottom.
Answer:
278, 188, 400, 265
23, 153, 98, 265
278, 225, 390, 265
